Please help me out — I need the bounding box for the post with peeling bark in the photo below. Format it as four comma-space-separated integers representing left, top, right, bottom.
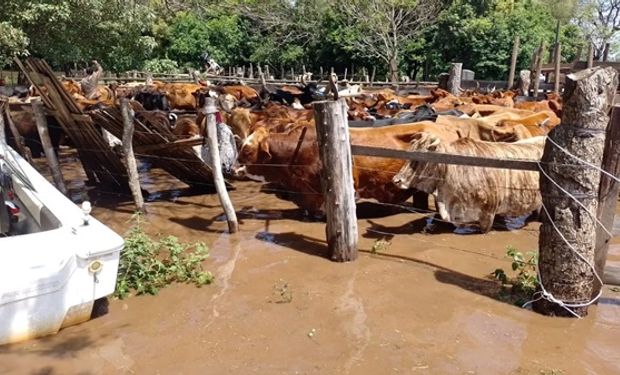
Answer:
120, 98, 145, 213
554, 42, 562, 93
594, 105, 620, 294
447, 63, 462, 95
204, 97, 238, 233
587, 43, 594, 68
313, 99, 358, 262
517, 70, 531, 96
531, 41, 545, 97
4, 103, 31, 163
32, 100, 67, 195
534, 67, 618, 317
370, 66, 376, 86
507, 35, 520, 89
0, 100, 7, 143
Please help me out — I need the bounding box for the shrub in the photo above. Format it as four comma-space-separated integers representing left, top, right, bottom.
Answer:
115, 215, 213, 299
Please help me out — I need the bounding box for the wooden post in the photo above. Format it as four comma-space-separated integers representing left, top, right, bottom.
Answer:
290, 67, 295, 81
587, 43, 594, 68
531, 41, 545, 97
4, 103, 31, 162
446, 63, 462, 95
302, 64, 307, 74
120, 98, 145, 213
554, 42, 562, 93
603, 43, 610, 62
593, 105, 620, 296
517, 70, 531, 96
313, 99, 358, 262
265, 65, 270, 79
320, 66, 324, 80
204, 98, 238, 233
534, 67, 618, 317
370, 66, 376, 86
507, 35, 520, 89
344, 67, 348, 81
249, 63, 254, 79
32, 100, 67, 195
0, 100, 7, 143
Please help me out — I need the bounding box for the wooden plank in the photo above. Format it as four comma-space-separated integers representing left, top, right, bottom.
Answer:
351, 144, 539, 171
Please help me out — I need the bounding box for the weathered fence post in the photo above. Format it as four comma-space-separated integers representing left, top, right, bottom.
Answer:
531, 41, 545, 97
447, 63, 462, 95
507, 35, 520, 89
120, 98, 145, 213
313, 99, 358, 262
204, 97, 238, 233
587, 43, 594, 68
370, 66, 376, 86
343, 67, 348, 81
264, 65, 270, 80
554, 42, 562, 93
0, 100, 7, 143
594, 105, 620, 294
517, 70, 531, 96
32, 100, 67, 195
249, 63, 254, 79
4, 103, 31, 162
320, 66, 324, 80
534, 67, 618, 317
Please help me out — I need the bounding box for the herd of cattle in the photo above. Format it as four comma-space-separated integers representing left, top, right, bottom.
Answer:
2, 77, 564, 233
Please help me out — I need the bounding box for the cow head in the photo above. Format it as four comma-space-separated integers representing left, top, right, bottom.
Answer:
393, 132, 444, 193
237, 127, 271, 166
228, 107, 252, 141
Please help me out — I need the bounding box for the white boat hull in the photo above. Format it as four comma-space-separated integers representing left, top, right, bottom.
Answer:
0, 144, 123, 345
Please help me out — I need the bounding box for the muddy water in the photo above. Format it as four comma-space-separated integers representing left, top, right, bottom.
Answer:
1, 151, 619, 374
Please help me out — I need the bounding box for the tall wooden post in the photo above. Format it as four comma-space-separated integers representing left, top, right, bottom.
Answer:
313, 99, 358, 262
587, 43, 594, 68
603, 43, 610, 62
0, 100, 7, 143
370, 66, 376, 87
32, 100, 67, 195
249, 63, 254, 79
264, 65, 270, 79
531, 41, 545, 97
534, 67, 618, 317
320, 66, 324, 80
593, 105, 620, 296
447, 63, 462, 95
553, 43, 562, 93
343, 67, 348, 81
517, 70, 531, 96
204, 98, 238, 233
507, 35, 520, 89
4, 103, 31, 163
290, 67, 295, 81
120, 98, 145, 213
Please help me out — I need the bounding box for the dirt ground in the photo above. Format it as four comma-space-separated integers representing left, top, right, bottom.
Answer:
1, 155, 619, 375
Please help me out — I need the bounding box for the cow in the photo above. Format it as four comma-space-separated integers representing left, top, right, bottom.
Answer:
235, 121, 477, 216
392, 133, 545, 233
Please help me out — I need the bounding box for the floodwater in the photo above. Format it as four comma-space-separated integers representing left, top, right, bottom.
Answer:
1, 151, 619, 375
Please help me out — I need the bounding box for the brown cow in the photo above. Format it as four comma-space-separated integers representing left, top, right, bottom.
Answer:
236, 121, 481, 215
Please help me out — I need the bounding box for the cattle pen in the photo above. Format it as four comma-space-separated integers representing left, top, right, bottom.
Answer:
2, 55, 620, 321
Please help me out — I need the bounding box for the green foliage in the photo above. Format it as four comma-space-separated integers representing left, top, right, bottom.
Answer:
0, 0, 588, 79
143, 58, 180, 74
115, 215, 213, 299
492, 246, 539, 306
0, 22, 29, 68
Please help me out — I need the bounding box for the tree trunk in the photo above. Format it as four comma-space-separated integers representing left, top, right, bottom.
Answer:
534, 67, 618, 317
603, 43, 610, 62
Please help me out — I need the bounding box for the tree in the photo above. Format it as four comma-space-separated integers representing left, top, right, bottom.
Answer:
0, 22, 29, 68
576, 0, 620, 60
338, 0, 442, 82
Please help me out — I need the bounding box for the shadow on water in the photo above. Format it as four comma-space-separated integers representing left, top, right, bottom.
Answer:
31, 367, 92, 375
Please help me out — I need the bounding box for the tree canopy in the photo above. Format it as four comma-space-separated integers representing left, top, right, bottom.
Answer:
0, 0, 605, 81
